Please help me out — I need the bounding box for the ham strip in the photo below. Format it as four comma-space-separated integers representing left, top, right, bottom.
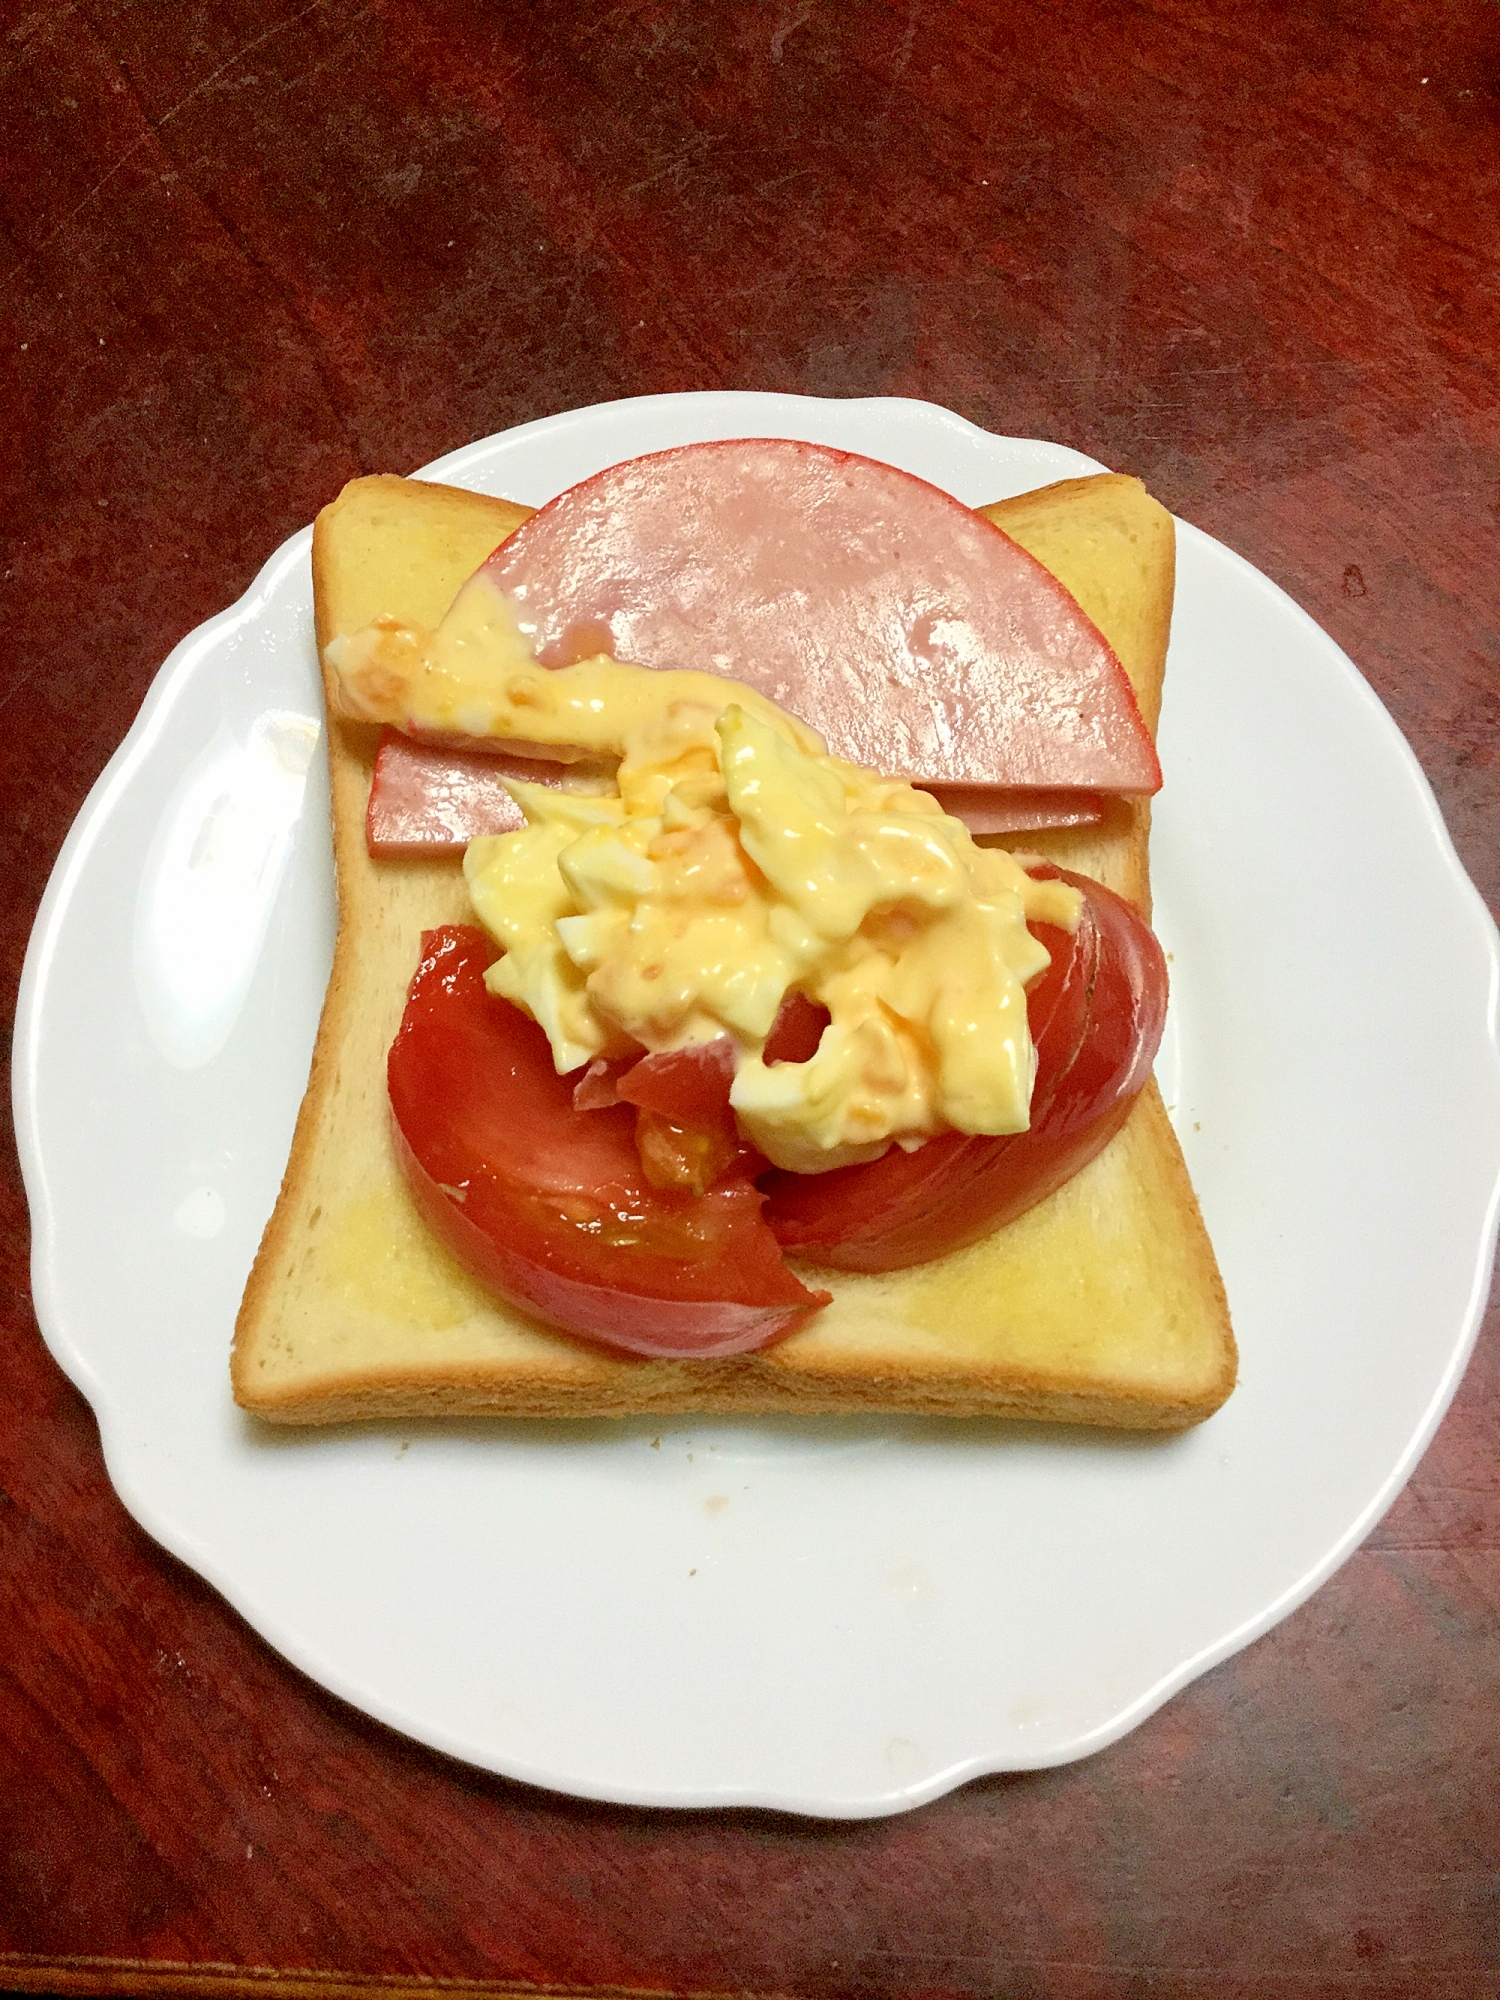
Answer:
365, 729, 610, 855
921, 785, 1105, 835
367, 731, 1108, 853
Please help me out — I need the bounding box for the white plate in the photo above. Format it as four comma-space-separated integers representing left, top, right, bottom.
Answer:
15, 394, 1500, 1818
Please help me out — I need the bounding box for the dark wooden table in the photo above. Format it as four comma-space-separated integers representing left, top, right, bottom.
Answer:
3, 3, 1497, 1995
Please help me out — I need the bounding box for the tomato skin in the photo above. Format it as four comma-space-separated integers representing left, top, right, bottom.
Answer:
388, 927, 828, 1357
571, 994, 829, 1197
761, 868, 1166, 1271
617, 1039, 736, 1125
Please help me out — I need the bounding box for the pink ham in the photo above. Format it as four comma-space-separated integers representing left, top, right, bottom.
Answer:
366, 731, 1108, 852
480, 438, 1160, 798
923, 786, 1105, 835
366, 729, 576, 854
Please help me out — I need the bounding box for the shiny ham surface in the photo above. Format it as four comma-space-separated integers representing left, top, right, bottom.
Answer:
366, 730, 1107, 852
479, 438, 1161, 798
365, 730, 596, 853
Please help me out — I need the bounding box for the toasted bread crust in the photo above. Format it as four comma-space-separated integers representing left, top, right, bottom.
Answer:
233, 470, 1234, 1428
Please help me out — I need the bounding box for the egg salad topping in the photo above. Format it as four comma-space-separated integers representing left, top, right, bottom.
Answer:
326, 567, 826, 762
459, 653, 1082, 1176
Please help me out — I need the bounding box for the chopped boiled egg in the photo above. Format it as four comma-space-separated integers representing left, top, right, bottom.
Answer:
454, 654, 1081, 1175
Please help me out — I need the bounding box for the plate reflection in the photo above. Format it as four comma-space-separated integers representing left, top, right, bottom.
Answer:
134, 709, 319, 1069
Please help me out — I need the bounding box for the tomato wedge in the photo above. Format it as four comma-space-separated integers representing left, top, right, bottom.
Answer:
760, 868, 1167, 1271
388, 927, 829, 1357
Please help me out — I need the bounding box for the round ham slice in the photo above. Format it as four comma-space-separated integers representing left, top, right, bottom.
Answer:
479, 438, 1160, 798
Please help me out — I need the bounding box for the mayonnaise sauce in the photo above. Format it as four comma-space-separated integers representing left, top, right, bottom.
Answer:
330, 579, 1082, 1176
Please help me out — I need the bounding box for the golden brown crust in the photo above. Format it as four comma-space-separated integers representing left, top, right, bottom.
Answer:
233, 471, 1235, 1429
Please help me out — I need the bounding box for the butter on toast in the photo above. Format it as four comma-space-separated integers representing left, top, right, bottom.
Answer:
232, 470, 1233, 1427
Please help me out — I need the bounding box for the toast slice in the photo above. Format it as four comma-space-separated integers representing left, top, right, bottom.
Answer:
232, 469, 1233, 1427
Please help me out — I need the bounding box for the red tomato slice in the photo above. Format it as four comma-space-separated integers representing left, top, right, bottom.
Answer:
760, 868, 1166, 1271
614, 1039, 750, 1195
388, 927, 829, 1357
616, 1038, 736, 1125
388, 875, 1163, 1350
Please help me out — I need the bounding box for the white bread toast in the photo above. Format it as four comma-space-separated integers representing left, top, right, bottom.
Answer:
232, 470, 1234, 1427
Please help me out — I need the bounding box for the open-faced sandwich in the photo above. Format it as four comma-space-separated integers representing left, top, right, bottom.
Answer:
233, 441, 1234, 1426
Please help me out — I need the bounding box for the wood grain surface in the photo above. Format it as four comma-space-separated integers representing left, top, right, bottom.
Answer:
2, 1, 1497, 1995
